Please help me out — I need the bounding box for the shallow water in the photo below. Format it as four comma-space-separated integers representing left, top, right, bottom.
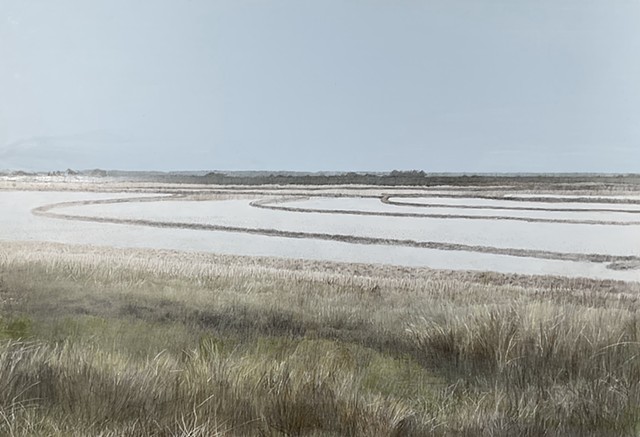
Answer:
1, 190, 639, 282
385, 196, 640, 211
293, 197, 640, 223
60, 197, 640, 257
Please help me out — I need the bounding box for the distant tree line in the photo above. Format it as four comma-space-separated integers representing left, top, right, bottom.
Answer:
2, 168, 638, 190
175, 171, 628, 187
197, 170, 435, 186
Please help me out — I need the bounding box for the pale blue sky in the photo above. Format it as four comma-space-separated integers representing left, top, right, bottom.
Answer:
1, 0, 639, 172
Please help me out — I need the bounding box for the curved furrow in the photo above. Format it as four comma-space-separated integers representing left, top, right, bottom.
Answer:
31, 195, 640, 268
381, 195, 640, 213
383, 193, 640, 205
251, 198, 640, 226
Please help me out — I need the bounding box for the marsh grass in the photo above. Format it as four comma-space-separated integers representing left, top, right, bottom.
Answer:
1, 242, 640, 435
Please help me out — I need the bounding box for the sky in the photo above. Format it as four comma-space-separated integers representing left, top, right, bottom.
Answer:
1, 0, 639, 173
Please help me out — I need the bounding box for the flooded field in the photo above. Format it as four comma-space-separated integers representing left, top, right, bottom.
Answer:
2, 185, 639, 282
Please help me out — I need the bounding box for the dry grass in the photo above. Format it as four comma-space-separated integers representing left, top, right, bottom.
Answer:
1, 241, 640, 435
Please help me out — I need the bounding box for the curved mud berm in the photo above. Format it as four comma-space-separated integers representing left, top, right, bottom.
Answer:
608, 260, 640, 271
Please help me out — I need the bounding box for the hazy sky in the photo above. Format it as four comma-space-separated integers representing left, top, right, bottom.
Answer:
1, 0, 639, 172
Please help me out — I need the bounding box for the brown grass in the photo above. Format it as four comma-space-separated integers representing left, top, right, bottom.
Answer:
1, 241, 640, 435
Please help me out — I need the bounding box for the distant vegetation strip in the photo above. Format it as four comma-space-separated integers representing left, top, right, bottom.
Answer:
123, 170, 640, 189
5, 170, 640, 196
32, 196, 640, 268
251, 198, 640, 226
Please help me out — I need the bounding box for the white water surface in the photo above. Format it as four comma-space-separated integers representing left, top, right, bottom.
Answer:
290, 197, 640, 223
508, 194, 640, 200
60, 197, 640, 257
1, 191, 638, 282
386, 196, 640, 211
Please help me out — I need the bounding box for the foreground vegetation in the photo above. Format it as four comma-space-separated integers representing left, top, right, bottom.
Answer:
1, 242, 640, 435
